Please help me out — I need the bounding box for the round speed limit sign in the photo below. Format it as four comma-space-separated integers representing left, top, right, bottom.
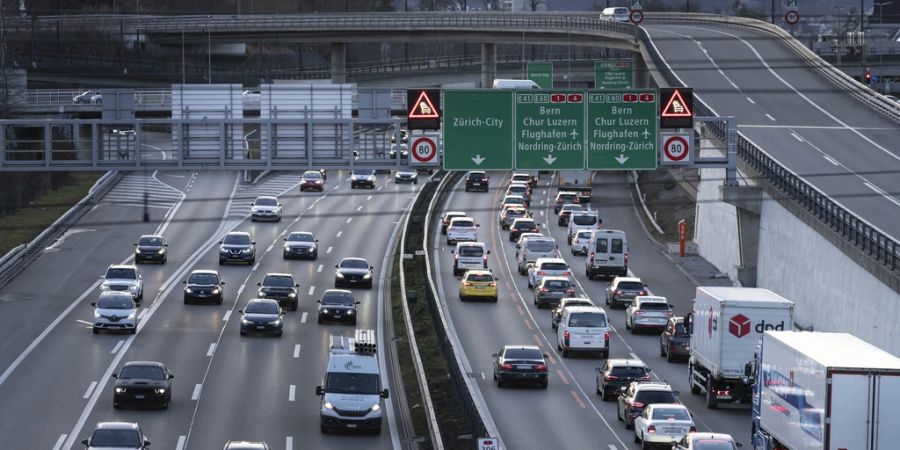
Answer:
662, 134, 690, 164
411, 136, 438, 165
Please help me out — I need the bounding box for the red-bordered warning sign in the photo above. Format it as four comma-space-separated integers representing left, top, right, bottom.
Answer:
407, 89, 442, 130
784, 10, 800, 25
409, 91, 439, 119
629, 9, 644, 25
659, 87, 693, 128
410, 135, 439, 165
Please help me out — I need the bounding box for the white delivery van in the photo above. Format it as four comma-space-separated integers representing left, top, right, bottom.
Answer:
557, 306, 611, 358
316, 330, 389, 435
600, 7, 629, 22
451, 242, 490, 276
585, 229, 628, 279
492, 79, 541, 89
516, 236, 558, 275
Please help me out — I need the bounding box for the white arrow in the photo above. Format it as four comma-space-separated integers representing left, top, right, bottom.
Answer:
543, 154, 557, 165
615, 154, 629, 165
471, 154, 485, 166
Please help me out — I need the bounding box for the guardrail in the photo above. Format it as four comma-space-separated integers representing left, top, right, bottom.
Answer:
638, 19, 900, 277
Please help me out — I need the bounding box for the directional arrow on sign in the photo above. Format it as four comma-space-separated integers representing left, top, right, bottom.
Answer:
615, 154, 630, 165
543, 154, 558, 165
471, 154, 486, 166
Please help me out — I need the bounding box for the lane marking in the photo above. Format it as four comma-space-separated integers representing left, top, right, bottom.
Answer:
307, 204, 315, 210
293, 344, 301, 358
301, 312, 309, 324
52, 434, 67, 450
356, 206, 363, 211
516, 304, 525, 316
289, 384, 296, 402
557, 370, 570, 385
175, 436, 186, 450
110, 340, 124, 354
791, 132, 803, 142
326, 246, 333, 254
522, 318, 534, 330
336, 231, 343, 238
865, 182, 900, 208
137, 308, 148, 320
317, 264, 323, 273
823, 155, 840, 166
346, 217, 353, 224
746, 96, 755, 104
223, 311, 232, 322
367, 195, 373, 200
83, 381, 98, 399
206, 343, 216, 357
377, 186, 383, 191
765, 113, 776, 122
252, 262, 260, 271
236, 285, 245, 297
286, 436, 293, 450
570, 390, 587, 409
308, 286, 315, 296
191, 383, 202, 400
266, 243, 274, 252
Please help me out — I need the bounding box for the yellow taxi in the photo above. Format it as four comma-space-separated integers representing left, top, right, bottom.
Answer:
458, 269, 498, 302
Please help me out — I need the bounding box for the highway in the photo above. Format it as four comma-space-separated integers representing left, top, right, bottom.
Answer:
0, 169, 418, 449
644, 24, 900, 240
431, 172, 749, 449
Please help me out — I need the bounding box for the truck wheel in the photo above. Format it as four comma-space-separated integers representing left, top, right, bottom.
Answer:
706, 378, 719, 409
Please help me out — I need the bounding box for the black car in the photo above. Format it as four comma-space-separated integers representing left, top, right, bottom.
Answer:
464, 171, 489, 192
492, 345, 548, 388
617, 382, 679, 429
112, 361, 174, 409
282, 231, 318, 260
335, 258, 374, 289
595, 359, 651, 401
134, 235, 168, 264
660, 317, 691, 362
317, 289, 360, 324
183, 270, 225, 305
509, 219, 539, 241
239, 299, 284, 337
257, 273, 299, 311
218, 232, 255, 265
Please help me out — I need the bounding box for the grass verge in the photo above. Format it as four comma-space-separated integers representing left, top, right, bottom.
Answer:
0, 172, 102, 256
635, 169, 696, 244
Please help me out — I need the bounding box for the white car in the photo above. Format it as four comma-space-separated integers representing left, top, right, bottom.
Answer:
91, 292, 138, 334
672, 432, 742, 450
74, 90, 102, 104
250, 196, 282, 222
570, 230, 592, 255
394, 168, 418, 184
500, 194, 527, 210
527, 257, 572, 289
451, 242, 490, 276
567, 210, 601, 243
600, 6, 629, 22
242, 89, 261, 105
446, 217, 478, 245
634, 404, 696, 447
625, 296, 673, 333
350, 169, 377, 189
101, 264, 144, 301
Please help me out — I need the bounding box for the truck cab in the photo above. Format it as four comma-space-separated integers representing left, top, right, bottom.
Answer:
316, 330, 389, 435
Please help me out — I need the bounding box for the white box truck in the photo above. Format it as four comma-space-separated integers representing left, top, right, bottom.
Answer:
751, 331, 900, 450
684, 287, 793, 409
557, 170, 593, 204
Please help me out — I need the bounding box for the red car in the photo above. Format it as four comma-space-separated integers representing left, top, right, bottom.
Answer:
300, 170, 325, 192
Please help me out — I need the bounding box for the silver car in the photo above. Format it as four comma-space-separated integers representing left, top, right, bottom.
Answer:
533, 276, 575, 309
101, 264, 144, 301
91, 292, 138, 334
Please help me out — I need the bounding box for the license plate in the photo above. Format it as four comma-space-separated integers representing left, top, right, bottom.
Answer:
516, 365, 530, 369
333, 315, 341, 318
664, 427, 680, 434
135, 395, 145, 399
346, 424, 357, 428
582, 341, 591, 345
473, 183, 481, 186
349, 280, 358, 283
257, 325, 265, 329
474, 285, 486, 289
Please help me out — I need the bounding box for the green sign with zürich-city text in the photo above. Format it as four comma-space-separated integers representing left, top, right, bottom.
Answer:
526, 62, 553, 89
587, 89, 658, 170
442, 90, 514, 170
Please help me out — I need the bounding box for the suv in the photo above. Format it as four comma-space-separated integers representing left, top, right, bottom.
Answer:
133, 235, 168, 264
183, 270, 225, 305
605, 276, 647, 309
557, 203, 584, 226
250, 196, 282, 222
91, 292, 138, 334
533, 276, 575, 309
551, 297, 594, 330
441, 211, 467, 234
660, 317, 690, 362
394, 168, 418, 184
464, 171, 489, 192
300, 170, 325, 192
317, 289, 359, 324
446, 217, 478, 245
101, 265, 144, 301
527, 257, 571, 289
625, 296, 672, 333
219, 232, 256, 265
451, 242, 490, 276
350, 169, 377, 189
617, 382, 679, 430
596, 359, 651, 401
257, 273, 299, 311
554, 191, 580, 214
82, 422, 149, 449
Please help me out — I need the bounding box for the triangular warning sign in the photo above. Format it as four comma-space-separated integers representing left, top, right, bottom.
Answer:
408, 91, 440, 119
661, 89, 692, 118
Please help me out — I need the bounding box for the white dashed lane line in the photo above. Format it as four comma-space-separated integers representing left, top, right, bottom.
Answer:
207, 343, 216, 357
191, 384, 202, 400
326, 247, 333, 254
289, 384, 296, 402
293, 344, 301, 358
52, 434, 67, 450
175, 436, 186, 450
83, 381, 98, 399
317, 265, 323, 273
300, 312, 309, 324
308, 286, 315, 296
346, 218, 353, 224
223, 311, 232, 322
336, 231, 343, 238
110, 340, 124, 354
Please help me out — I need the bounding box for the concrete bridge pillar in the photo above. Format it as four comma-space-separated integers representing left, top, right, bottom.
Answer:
481, 43, 496, 88
722, 185, 763, 287
331, 43, 347, 84
632, 52, 649, 88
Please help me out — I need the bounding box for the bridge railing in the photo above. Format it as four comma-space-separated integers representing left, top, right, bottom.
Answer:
638, 24, 900, 276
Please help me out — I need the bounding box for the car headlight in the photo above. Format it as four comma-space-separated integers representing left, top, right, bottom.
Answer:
363, 273, 372, 279
288, 293, 296, 298
135, 248, 141, 254
94, 310, 102, 318
347, 310, 355, 314
258, 290, 265, 297
336, 273, 345, 279
370, 404, 381, 412
284, 245, 291, 250
154, 388, 166, 394
100, 284, 110, 291
158, 249, 166, 255
321, 308, 329, 314
324, 401, 334, 410
185, 288, 193, 294
269, 319, 282, 326
242, 248, 252, 253
115, 387, 125, 393
129, 285, 139, 292
241, 318, 252, 325
127, 311, 136, 319
212, 288, 220, 294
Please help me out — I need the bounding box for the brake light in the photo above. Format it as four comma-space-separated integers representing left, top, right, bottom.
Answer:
625, 252, 629, 264
689, 426, 697, 433
454, 254, 459, 260
604, 374, 618, 381
564, 331, 570, 339
639, 374, 651, 381
634, 311, 644, 315
556, 198, 563, 204
615, 290, 623, 296
535, 363, 547, 371
562, 271, 571, 277
488, 282, 496, 287
537, 271, 547, 276
483, 255, 488, 261
566, 288, 575, 294
639, 290, 647, 296
647, 425, 656, 434
540, 288, 550, 292
464, 282, 473, 286
589, 252, 595, 264
501, 363, 513, 370
631, 401, 645, 408
604, 331, 610, 341
665, 311, 673, 317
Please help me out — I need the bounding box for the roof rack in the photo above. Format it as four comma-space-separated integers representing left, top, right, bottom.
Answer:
329, 329, 377, 355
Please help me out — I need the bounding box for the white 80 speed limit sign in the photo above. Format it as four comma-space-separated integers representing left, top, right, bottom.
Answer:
660, 133, 691, 165
410, 135, 439, 165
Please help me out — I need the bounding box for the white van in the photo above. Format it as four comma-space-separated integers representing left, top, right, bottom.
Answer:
492, 79, 541, 89
317, 330, 389, 435
600, 7, 629, 22
586, 229, 628, 279
557, 305, 611, 358
516, 236, 558, 275
567, 210, 601, 244
451, 242, 490, 276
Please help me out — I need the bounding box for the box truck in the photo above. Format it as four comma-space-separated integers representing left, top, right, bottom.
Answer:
557, 170, 593, 204
751, 331, 900, 450
684, 287, 793, 409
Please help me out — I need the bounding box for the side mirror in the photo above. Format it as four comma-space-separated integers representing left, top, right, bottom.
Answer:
133, 242, 138, 246
335, 265, 339, 269
256, 282, 262, 286
381, 389, 390, 399
164, 243, 168, 247
238, 309, 243, 314
315, 239, 319, 242
295, 284, 299, 287
112, 374, 118, 379
735, 444, 743, 448
356, 301, 361, 305
90, 302, 97, 307
476, 224, 481, 227
143, 440, 150, 447
168, 374, 174, 379
182, 280, 187, 284
370, 266, 375, 270
315, 385, 323, 396
82, 439, 90, 447
220, 281, 226, 285
251, 241, 256, 245
684, 312, 693, 336
543, 353, 549, 358
491, 353, 498, 358
278, 203, 282, 207
218, 241, 223, 244
450, 250, 454, 254
283, 238, 287, 241
486, 250, 491, 255
646, 367, 652, 373
672, 390, 681, 396
316, 300, 321, 303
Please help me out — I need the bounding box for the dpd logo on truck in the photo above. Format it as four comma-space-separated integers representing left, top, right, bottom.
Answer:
728, 314, 786, 338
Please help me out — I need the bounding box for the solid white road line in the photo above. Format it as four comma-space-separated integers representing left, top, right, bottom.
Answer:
175, 436, 186, 450
52, 434, 67, 450
317, 265, 323, 273
823, 155, 840, 166
293, 344, 301, 358
865, 182, 900, 208
223, 311, 232, 322
791, 132, 803, 142
137, 308, 148, 320
289, 385, 296, 402
266, 243, 274, 252
308, 286, 315, 296
252, 262, 260, 271
110, 340, 124, 354
83, 381, 98, 399
191, 384, 202, 400
300, 312, 308, 324
206, 343, 216, 357
236, 284, 245, 297
286, 436, 293, 450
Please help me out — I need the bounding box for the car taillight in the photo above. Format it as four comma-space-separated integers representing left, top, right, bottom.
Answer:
624, 252, 629, 264
564, 331, 570, 339
639, 290, 647, 296
604, 331, 610, 341
631, 401, 645, 408
689, 426, 697, 433
647, 425, 656, 434
483, 255, 488, 261
454, 255, 459, 260
615, 290, 623, 296
535, 363, 547, 371
537, 271, 547, 276
562, 271, 571, 277
501, 363, 513, 370
488, 282, 496, 287
556, 199, 563, 204
639, 374, 651, 381
566, 288, 575, 294
540, 288, 550, 292
464, 282, 473, 286
604, 374, 618, 381
589, 252, 595, 264
665, 311, 673, 316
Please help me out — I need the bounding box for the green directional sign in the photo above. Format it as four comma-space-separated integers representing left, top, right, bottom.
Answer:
594, 60, 633, 89
443, 90, 514, 170
587, 90, 658, 170
515, 90, 585, 170
526, 62, 553, 89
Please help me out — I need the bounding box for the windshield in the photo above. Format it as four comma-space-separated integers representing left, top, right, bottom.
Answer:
610, 366, 648, 377
303, 171, 322, 180
138, 237, 163, 246
568, 312, 607, 327
106, 268, 136, 279
255, 197, 277, 206
652, 408, 691, 421
558, 194, 577, 202
504, 348, 542, 360
325, 372, 380, 395
618, 281, 645, 291
635, 390, 677, 404
467, 172, 485, 181
245, 301, 279, 314
120, 365, 166, 380
466, 273, 494, 282
544, 280, 571, 289
262, 275, 294, 287
341, 259, 369, 269
693, 441, 737, 450
512, 175, 530, 182
223, 234, 251, 245
539, 262, 568, 271
526, 240, 555, 252
352, 169, 375, 176
561, 204, 583, 213
89, 429, 142, 448
577, 231, 592, 239
458, 246, 483, 257
97, 295, 133, 309
451, 220, 475, 228
188, 273, 218, 285
287, 233, 314, 242
573, 215, 598, 226
640, 302, 670, 311
322, 292, 355, 305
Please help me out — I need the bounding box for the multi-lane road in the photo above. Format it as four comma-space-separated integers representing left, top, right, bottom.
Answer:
431, 172, 748, 449
0, 169, 420, 449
